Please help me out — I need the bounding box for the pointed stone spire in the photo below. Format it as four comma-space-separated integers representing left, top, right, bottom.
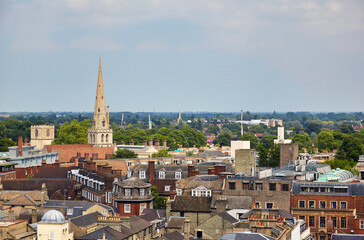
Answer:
177, 110, 182, 124
88, 58, 113, 147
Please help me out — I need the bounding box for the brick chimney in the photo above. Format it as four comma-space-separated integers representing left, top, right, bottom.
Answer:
142, 141, 147, 146
188, 165, 195, 177
162, 140, 167, 147
148, 139, 153, 146
192, 169, 199, 176
92, 153, 99, 160
129, 140, 134, 145
214, 165, 226, 176
31, 209, 37, 223
208, 168, 215, 175
76, 152, 81, 158
18, 136, 23, 157
148, 161, 155, 182
154, 140, 160, 147
184, 218, 191, 240
85, 153, 90, 161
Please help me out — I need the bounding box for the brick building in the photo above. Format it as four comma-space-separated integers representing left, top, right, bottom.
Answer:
291, 182, 364, 240
112, 177, 153, 216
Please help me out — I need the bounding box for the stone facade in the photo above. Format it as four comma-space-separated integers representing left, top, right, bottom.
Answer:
235, 149, 255, 176
280, 143, 299, 167
30, 125, 54, 150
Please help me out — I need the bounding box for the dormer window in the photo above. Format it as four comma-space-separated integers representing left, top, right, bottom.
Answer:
159, 171, 165, 179
175, 172, 181, 179
140, 189, 145, 196
125, 189, 131, 197
139, 171, 146, 179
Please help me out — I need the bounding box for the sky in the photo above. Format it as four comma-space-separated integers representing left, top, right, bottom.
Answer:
0, 0, 363, 113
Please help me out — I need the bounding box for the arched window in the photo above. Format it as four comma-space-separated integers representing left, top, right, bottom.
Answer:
93, 134, 96, 143
102, 121, 105, 127
106, 134, 109, 143
35, 129, 38, 138
46, 129, 50, 137
101, 134, 104, 143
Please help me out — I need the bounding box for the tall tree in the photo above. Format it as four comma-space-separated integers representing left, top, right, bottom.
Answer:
52, 119, 91, 144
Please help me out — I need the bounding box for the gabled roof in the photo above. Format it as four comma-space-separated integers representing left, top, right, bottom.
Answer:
3, 194, 40, 207
165, 216, 186, 229
165, 230, 184, 240
140, 209, 166, 222
71, 212, 101, 227
0, 190, 43, 202
171, 196, 212, 212
77, 226, 128, 240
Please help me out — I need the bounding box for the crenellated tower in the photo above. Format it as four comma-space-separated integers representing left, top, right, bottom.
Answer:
88, 59, 113, 147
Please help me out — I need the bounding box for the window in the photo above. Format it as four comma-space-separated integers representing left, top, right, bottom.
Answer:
331, 201, 337, 209
159, 171, 165, 179
164, 186, 170, 192
320, 236, 326, 240
46, 129, 50, 137
140, 203, 146, 213
127, 162, 133, 167
309, 201, 315, 208
243, 182, 250, 190
320, 217, 325, 227
320, 201, 326, 209
175, 172, 181, 179
360, 220, 364, 229
176, 189, 182, 196
139, 171, 146, 179
309, 216, 315, 227
299, 200, 305, 208
102, 210, 107, 215
140, 188, 145, 196
125, 189, 131, 197
269, 183, 276, 191
340, 202, 347, 209
340, 217, 347, 229
124, 204, 131, 213
101, 134, 104, 142
229, 182, 236, 190
299, 216, 305, 221
255, 202, 260, 208
49, 232, 55, 240
281, 184, 289, 191
332, 217, 337, 228
266, 203, 273, 209
67, 209, 73, 215
256, 183, 262, 191
102, 121, 105, 127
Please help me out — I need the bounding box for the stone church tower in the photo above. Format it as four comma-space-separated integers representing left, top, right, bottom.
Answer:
88, 59, 113, 147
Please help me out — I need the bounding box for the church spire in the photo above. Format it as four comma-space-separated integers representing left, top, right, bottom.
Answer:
92, 59, 107, 129
177, 110, 182, 124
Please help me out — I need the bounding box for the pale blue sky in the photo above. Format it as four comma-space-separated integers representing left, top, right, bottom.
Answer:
0, 0, 363, 112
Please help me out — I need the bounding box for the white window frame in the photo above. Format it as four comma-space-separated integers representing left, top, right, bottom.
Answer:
140, 203, 146, 213
49, 232, 55, 240
108, 192, 112, 203
124, 204, 131, 213
175, 172, 182, 179
67, 209, 73, 215
125, 188, 131, 197
176, 189, 182, 196
159, 171, 165, 179
139, 171, 146, 179
165, 186, 171, 192
140, 188, 145, 196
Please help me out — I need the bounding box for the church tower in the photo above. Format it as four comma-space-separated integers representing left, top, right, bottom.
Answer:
88, 59, 113, 147
177, 110, 182, 124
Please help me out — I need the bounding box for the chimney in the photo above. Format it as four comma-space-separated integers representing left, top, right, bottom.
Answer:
166, 199, 171, 221
41, 183, 48, 204
214, 165, 226, 176
85, 153, 90, 161
188, 165, 195, 177
92, 153, 99, 160
129, 140, 134, 145
155, 140, 160, 147
148, 161, 155, 182
76, 152, 81, 158
142, 141, 147, 146
216, 195, 227, 213
192, 169, 199, 176
184, 218, 191, 240
148, 139, 153, 146
31, 209, 37, 223
162, 140, 167, 147
121, 141, 125, 145
9, 208, 14, 221
97, 165, 105, 176
24, 137, 28, 146
208, 168, 215, 175
18, 136, 23, 157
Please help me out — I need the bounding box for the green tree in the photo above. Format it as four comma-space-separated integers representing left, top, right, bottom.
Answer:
0, 122, 6, 138
186, 151, 195, 156
152, 149, 173, 158
206, 125, 219, 135
261, 135, 277, 149
338, 123, 354, 134
257, 144, 268, 167
111, 149, 138, 159
152, 186, 167, 209
52, 119, 91, 144
336, 136, 364, 162
292, 133, 311, 149
214, 133, 232, 146
268, 144, 281, 167
315, 132, 335, 151
325, 158, 358, 175
0, 138, 16, 152
238, 133, 259, 149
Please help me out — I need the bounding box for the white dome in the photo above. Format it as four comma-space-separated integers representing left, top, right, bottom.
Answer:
41, 210, 66, 223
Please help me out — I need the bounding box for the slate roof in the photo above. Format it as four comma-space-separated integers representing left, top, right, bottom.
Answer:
0, 190, 43, 203
165, 230, 184, 240
115, 177, 151, 188
140, 209, 166, 222
33, 166, 73, 179
165, 216, 186, 229
220, 232, 275, 240
211, 195, 253, 210
218, 211, 239, 223
332, 234, 364, 240
292, 182, 364, 195
171, 196, 212, 212
3, 194, 40, 207
151, 179, 176, 195
71, 212, 101, 227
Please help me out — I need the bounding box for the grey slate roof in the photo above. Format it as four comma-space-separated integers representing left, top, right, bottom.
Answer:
211, 195, 253, 210
71, 212, 101, 227
332, 234, 364, 240
171, 196, 212, 212
292, 182, 364, 195
140, 209, 166, 222
220, 232, 275, 240
218, 212, 239, 223
165, 230, 184, 240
